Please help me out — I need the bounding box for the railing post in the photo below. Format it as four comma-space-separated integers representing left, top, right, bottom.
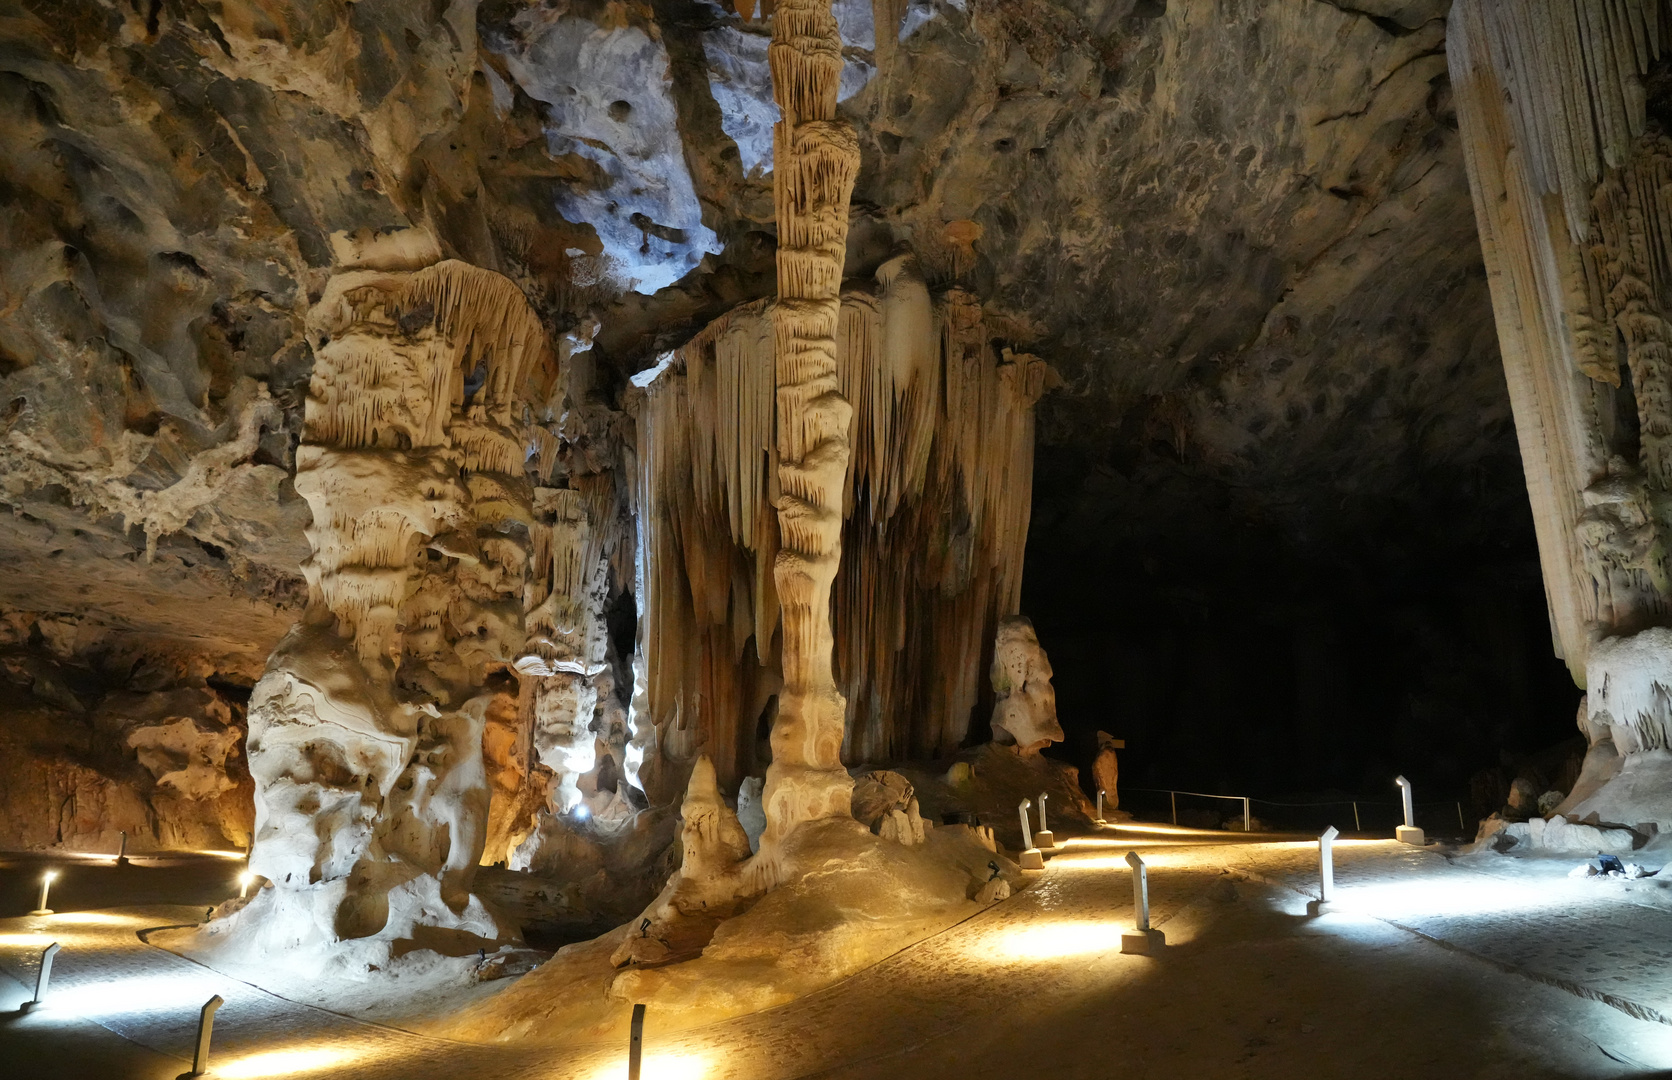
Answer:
1352, 802, 1360, 832
627, 1003, 646, 1080
189, 995, 224, 1077
1243, 796, 1251, 834
1394, 776, 1424, 845
1120, 851, 1164, 953
1016, 799, 1043, 869
1170, 790, 1177, 826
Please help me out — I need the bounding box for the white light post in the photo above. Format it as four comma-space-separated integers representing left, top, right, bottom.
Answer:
1394, 775, 1424, 846
1016, 799, 1044, 869
1120, 851, 1165, 953
1308, 825, 1339, 915
116, 831, 128, 866
29, 871, 57, 916
1096, 788, 1106, 824
189, 995, 224, 1077
19, 942, 60, 1013
1034, 791, 1056, 849
238, 871, 255, 899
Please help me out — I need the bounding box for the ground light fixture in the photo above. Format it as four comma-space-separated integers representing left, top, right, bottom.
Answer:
29, 870, 57, 916
189, 994, 225, 1077
1034, 791, 1055, 849
239, 871, 256, 899
1016, 799, 1044, 869
628, 1002, 646, 1080
19, 941, 60, 1012
1308, 825, 1340, 915
1119, 851, 1164, 954
1395, 775, 1424, 846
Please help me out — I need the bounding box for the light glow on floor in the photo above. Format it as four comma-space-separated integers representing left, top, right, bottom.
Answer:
216, 1047, 365, 1077
1328, 877, 1577, 920
580, 1051, 709, 1080
992, 920, 1124, 960
49, 973, 213, 1017
46, 911, 140, 926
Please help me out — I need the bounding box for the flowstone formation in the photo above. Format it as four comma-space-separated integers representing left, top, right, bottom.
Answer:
1451, 0, 1672, 842
179, 237, 554, 981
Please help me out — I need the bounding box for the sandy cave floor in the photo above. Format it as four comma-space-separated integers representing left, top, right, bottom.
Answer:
3, 833, 1672, 1079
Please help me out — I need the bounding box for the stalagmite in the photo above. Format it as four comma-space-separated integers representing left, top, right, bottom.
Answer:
186, 235, 555, 976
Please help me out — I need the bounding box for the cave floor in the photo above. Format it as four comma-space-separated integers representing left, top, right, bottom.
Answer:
2, 833, 1671, 1079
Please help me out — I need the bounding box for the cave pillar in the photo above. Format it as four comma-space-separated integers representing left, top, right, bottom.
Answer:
1450, 1, 1672, 829
758, 0, 862, 854
233, 238, 552, 959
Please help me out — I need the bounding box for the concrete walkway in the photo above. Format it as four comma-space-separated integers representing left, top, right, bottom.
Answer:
3, 834, 1670, 1079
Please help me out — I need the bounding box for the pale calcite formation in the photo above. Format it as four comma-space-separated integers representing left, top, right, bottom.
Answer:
1450, 0, 1672, 832
201, 237, 553, 971
610, 756, 755, 967
624, 276, 1052, 804
989, 616, 1063, 757
497, 321, 646, 877
612, 0, 862, 964
759, 0, 864, 855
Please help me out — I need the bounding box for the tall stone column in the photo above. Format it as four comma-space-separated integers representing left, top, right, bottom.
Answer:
212, 236, 552, 967
1450, 1, 1672, 831
759, 0, 862, 853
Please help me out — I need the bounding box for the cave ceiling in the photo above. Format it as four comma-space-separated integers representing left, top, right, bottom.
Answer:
0, 0, 1508, 675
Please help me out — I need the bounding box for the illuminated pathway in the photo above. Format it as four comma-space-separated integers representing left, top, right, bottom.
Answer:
5, 834, 1672, 1078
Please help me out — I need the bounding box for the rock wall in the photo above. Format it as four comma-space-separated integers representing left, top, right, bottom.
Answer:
0, 612, 254, 853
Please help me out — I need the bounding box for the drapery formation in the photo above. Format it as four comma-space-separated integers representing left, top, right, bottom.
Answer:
1451, 0, 1672, 774
626, 260, 1052, 798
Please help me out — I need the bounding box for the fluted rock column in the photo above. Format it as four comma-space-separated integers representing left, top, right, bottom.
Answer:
759, 0, 861, 852
224, 244, 551, 964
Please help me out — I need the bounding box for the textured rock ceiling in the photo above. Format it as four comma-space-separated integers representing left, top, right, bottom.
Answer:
0, 0, 1568, 787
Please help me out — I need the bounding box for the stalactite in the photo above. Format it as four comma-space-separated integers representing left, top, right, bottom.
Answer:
500, 321, 639, 866
626, 267, 1051, 788
1455, 0, 1668, 244
1452, 0, 1672, 689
